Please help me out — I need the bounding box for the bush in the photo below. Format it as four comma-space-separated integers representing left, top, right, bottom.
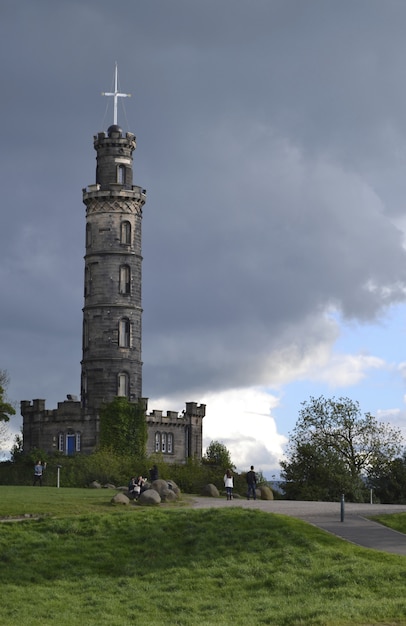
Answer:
0, 450, 265, 495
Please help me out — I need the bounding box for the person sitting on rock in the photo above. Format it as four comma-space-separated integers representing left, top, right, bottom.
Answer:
128, 477, 138, 496
134, 475, 146, 499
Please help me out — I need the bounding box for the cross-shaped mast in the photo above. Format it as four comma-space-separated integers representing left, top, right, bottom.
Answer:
102, 62, 131, 126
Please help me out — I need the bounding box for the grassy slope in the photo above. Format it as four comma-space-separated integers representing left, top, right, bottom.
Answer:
1, 488, 406, 625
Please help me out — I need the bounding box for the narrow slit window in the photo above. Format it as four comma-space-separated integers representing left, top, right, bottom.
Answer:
84, 266, 91, 297
117, 372, 129, 397
86, 222, 92, 247
118, 318, 130, 347
120, 221, 131, 245
119, 265, 131, 294
117, 164, 125, 184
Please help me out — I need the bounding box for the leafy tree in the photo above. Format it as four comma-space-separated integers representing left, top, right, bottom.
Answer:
368, 451, 406, 504
10, 430, 23, 462
99, 397, 147, 458
202, 441, 235, 470
0, 371, 15, 458
0, 369, 16, 422
280, 396, 403, 502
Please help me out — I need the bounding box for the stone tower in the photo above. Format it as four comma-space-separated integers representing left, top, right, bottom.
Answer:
21, 68, 205, 461
81, 124, 146, 416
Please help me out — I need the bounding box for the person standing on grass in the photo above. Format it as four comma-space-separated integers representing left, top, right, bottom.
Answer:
224, 468, 234, 500
246, 465, 257, 500
33, 460, 46, 486
149, 464, 159, 482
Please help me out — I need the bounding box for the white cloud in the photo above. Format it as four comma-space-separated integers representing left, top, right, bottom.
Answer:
149, 387, 287, 478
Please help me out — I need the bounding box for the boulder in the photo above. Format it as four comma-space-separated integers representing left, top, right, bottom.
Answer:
164, 489, 178, 502
260, 486, 274, 501
167, 480, 181, 497
138, 489, 161, 506
201, 483, 220, 497
111, 492, 130, 505
89, 481, 102, 489
151, 479, 180, 501
104, 483, 116, 489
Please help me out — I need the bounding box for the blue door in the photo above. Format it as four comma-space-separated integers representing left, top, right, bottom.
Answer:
67, 435, 75, 455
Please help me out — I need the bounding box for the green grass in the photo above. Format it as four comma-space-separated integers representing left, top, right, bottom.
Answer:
0, 485, 120, 517
372, 512, 406, 536
1, 488, 406, 625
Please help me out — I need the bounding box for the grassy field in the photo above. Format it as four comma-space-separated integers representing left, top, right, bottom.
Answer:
1, 487, 406, 625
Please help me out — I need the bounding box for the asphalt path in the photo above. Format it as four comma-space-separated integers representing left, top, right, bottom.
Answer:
191, 497, 406, 556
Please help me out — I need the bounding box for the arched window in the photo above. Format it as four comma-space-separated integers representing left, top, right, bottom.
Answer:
118, 318, 130, 347
167, 433, 173, 454
117, 372, 129, 397
86, 222, 92, 247
162, 432, 167, 453
119, 265, 131, 294
117, 164, 126, 184
120, 221, 131, 245
155, 432, 161, 453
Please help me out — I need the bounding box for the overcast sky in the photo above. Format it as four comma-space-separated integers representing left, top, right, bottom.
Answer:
2, 1, 406, 476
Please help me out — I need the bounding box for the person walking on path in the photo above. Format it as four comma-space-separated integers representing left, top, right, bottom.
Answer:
224, 469, 234, 500
246, 465, 257, 500
33, 460, 46, 486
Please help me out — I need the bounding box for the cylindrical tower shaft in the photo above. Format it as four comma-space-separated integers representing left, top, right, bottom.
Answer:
81, 124, 146, 415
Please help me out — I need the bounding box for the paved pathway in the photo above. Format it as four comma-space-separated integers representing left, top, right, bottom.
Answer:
191, 497, 406, 556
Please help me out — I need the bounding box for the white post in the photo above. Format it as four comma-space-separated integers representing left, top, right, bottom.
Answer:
57, 466, 61, 489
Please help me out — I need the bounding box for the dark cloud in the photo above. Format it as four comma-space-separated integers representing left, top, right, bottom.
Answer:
2, 0, 406, 417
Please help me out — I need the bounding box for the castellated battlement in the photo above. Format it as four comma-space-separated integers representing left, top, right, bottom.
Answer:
21, 399, 81, 423
146, 403, 206, 425
93, 129, 136, 151
82, 185, 146, 203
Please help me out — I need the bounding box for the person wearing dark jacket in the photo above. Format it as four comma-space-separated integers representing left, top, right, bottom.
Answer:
149, 464, 159, 482
246, 465, 257, 500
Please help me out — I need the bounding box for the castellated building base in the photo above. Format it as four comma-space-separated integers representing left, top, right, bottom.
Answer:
21, 398, 205, 463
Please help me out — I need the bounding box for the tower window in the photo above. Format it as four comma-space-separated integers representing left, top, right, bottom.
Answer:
81, 373, 87, 409
117, 372, 129, 397
155, 432, 161, 453
161, 432, 167, 453
76, 432, 81, 452
117, 164, 126, 184
84, 266, 91, 297
120, 221, 131, 245
83, 319, 89, 350
119, 265, 131, 294
118, 318, 131, 347
86, 223, 92, 247
58, 433, 64, 452
167, 433, 173, 454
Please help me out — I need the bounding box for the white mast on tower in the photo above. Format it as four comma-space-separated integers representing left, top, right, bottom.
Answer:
102, 62, 131, 125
